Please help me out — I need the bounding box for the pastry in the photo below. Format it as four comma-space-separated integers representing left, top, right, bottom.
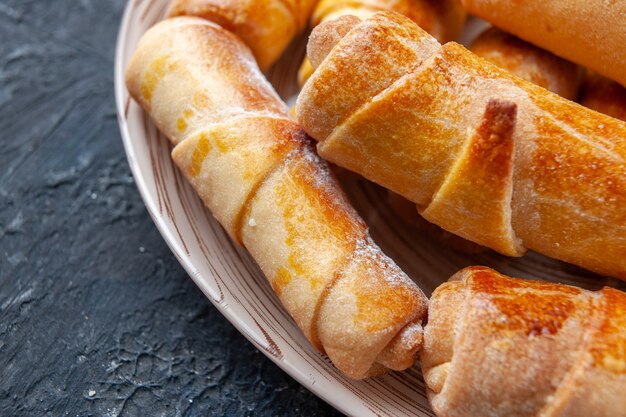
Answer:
460, 0, 626, 87
167, 0, 317, 69
125, 16, 428, 379
298, 0, 465, 84
422, 266, 626, 417
296, 12, 626, 279
470, 26, 582, 100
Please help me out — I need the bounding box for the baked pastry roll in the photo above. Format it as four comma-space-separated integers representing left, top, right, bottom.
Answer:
125, 16, 428, 379
297, 12, 626, 279
422, 266, 626, 417
460, 0, 626, 87
470, 26, 582, 100
298, 0, 465, 84
167, 0, 317, 69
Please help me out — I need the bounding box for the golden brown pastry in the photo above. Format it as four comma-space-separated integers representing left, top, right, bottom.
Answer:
125, 17, 428, 379
422, 266, 626, 417
311, 0, 464, 38
470, 26, 582, 100
460, 0, 626, 87
581, 73, 626, 122
298, 0, 465, 84
167, 0, 317, 70
296, 12, 626, 279
387, 26, 581, 247
385, 25, 581, 252
388, 26, 582, 251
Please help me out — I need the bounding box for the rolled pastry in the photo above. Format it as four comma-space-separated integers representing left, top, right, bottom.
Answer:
167, 0, 317, 69
422, 266, 626, 417
125, 17, 428, 379
296, 12, 626, 279
460, 0, 626, 87
387, 25, 581, 248
470, 26, 582, 100
298, 0, 465, 84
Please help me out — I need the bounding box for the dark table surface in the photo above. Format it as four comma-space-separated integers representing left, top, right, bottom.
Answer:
0, 1, 341, 415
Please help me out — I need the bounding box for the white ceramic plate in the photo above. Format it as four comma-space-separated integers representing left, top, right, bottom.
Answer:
114, 1, 623, 415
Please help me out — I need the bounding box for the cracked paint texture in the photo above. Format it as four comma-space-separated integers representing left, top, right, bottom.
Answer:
0, 1, 340, 415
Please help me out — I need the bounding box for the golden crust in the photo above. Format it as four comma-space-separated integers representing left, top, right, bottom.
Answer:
167, 0, 316, 69
421, 98, 523, 256
297, 12, 626, 279
126, 16, 428, 379
241, 144, 368, 348
311, 0, 465, 43
461, 0, 626, 87
307, 15, 361, 70
298, 0, 465, 85
172, 117, 305, 241
297, 12, 440, 143
125, 17, 288, 145
470, 26, 582, 100
422, 267, 626, 417
317, 235, 428, 378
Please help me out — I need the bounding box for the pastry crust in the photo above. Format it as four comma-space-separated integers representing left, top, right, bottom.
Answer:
298, 0, 465, 85
470, 26, 582, 100
126, 17, 428, 379
422, 266, 626, 417
297, 12, 626, 279
460, 0, 626, 87
311, 0, 465, 42
167, 0, 317, 69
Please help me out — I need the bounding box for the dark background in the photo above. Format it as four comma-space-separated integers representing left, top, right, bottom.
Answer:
0, 0, 340, 415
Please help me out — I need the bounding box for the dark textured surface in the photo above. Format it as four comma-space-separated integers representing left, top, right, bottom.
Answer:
0, 1, 341, 415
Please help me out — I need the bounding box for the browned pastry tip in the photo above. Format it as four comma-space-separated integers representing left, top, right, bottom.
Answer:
470, 26, 582, 100
420, 98, 524, 257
